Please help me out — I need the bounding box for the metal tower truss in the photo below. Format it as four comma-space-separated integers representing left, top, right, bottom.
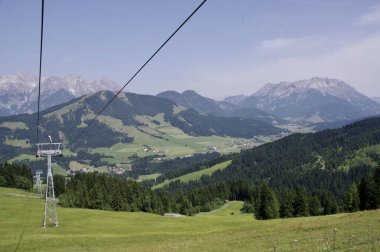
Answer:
36, 142, 62, 227
35, 170, 43, 197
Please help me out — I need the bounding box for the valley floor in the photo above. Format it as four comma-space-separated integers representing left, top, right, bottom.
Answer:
0, 187, 379, 251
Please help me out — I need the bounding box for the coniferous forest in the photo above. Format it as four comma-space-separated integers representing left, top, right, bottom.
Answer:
1, 117, 380, 219
0, 162, 33, 190
2, 162, 379, 219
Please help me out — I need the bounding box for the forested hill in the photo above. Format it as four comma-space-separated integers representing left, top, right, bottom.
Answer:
0, 90, 285, 161
161, 116, 380, 198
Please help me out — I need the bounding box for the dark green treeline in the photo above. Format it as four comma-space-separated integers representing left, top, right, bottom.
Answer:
0, 162, 33, 190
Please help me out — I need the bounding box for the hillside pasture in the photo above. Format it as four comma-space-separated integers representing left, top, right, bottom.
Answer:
0, 187, 379, 251
154, 160, 232, 189
0, 121, 29, 130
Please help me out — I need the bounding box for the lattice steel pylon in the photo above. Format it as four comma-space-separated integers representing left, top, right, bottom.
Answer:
36, 142, 63, 227
35, 170, 43, 197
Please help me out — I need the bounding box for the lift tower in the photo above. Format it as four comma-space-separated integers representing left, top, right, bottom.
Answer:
36, 142, 62, 227
35, 170, 43, 197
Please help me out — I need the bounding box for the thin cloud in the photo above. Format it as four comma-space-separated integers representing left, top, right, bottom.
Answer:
195, 33, 380, 98
261, 38, 299, 49
260, 36, 323, 50
354, 4, 380, 26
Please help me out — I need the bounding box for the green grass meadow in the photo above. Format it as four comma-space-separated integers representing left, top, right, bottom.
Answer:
0, 121, 29, 130
3, 113, 271, 169
137, 173, 161, 182
90, 113, 263, 164
1, 187, 379, 251
154, 160, 232, 189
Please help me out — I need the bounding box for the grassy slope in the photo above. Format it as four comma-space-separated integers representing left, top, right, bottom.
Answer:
154, 160, 232, 189
0, 187, 379, 251
4, 112, 274, 166
0, 121, 28, 129
340, 144, 380, 171
137, 173, 161, 182
197, 201, 245, 216
4, 138, 31, 148
8, 154, 36, 163
52, 163, 68, 176
91, 113, 263, 164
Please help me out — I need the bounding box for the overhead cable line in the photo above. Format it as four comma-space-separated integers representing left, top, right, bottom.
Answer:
36, 0, 45, 144
69, 0, 208, 147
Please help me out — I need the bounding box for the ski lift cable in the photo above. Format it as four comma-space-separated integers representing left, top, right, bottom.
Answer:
36, 0, 45, 144
69, 0, 208, 147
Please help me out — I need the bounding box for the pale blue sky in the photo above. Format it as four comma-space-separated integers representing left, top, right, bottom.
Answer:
1, 0, 380, 98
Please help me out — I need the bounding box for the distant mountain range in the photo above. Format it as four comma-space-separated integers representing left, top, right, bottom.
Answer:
157, 90, 285, 125
158, 90, 226, 117
223, 95, 248, 105
0, 73, 119, 116
158, 77, 380, 125
225, 77, 380, 123
2, 74, 379, 127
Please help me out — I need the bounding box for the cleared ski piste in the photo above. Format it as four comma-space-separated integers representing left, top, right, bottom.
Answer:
1, 187, 379, 251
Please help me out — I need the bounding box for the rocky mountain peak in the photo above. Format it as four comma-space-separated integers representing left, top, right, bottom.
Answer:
0, 73, 120, 116
237, 77, 380, 123
254, 77, 366, 103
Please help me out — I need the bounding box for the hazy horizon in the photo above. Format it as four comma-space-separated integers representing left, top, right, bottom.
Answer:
4, 72, 379, 101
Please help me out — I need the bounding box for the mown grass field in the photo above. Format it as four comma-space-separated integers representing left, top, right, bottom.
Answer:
52, 163, 68, 176
137, 173, 161, 182
1, 187, 379, 251
4, 137, 31, 148
8, 154, 36, 163
153, 160, 232, 189
0, 121, 29, 130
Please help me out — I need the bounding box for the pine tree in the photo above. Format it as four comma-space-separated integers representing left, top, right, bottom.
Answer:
179, 196, 194, 216
293, 187, 309, 217
319, 191, 338, 215
344, 183, 360, 212
241, 201, 255, 213
256, 183, 279, 220
53, 174, 66, 197
373, 168, 380, 208
79, 184, 90, 208
279, 191, 294, 218
0, 175, 6, 186
309, 195, 321, 216
88, 184, 104, 210
359, 175, 377, 210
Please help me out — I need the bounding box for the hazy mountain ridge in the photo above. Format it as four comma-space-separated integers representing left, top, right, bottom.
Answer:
2, 74, 378, 126
157, 90, 284, 124
157, 90, 226, 116
0, 73, 120, 116
372, 97, 380, 104
223, 95, 248, 105
225, 77, 380, 123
